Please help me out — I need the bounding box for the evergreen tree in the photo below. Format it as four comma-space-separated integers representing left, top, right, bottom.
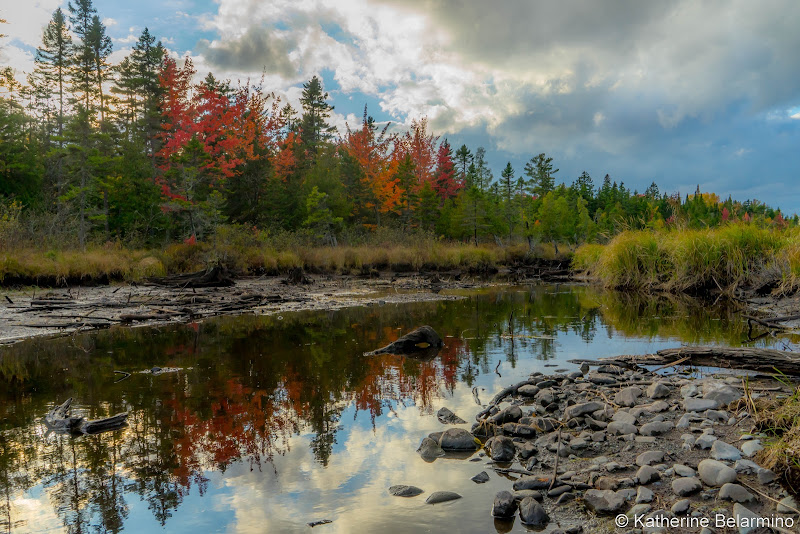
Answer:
299, 75, 334, 155
87, 15, 112, 123
524, 153, 558, 198
454, 144, 472, 186
33, 8, 72, 140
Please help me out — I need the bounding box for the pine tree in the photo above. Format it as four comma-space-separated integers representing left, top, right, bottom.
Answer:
87, 15, 112, 123
33, 8, 72, 140
499, 162, 515, 240
454, 144, 472, 186
524, 153, 558, 198
299, 75, 334, 155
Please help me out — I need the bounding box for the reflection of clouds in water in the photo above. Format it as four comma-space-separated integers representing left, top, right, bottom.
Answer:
220, 393, 512, 534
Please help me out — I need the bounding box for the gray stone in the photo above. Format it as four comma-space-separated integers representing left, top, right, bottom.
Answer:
488, 436, 516, 461
492, 490, 517, 517
704, 409, 728, 423
733, 459, 760, 474
732, 503, 762, 534
684, 398, 721, 412
587, 373, 618, 385
628, 503, 652, 517
608, 421, 638, 435
512, 489, 543, 502
438, 428, 478, 450
636, 450, 665, 466
471, 471, 489, 484
676, 414, 691, 428
711, 440, 742, 461
642, 510, 677, 534
548, 485, 572, 498
564, 401, 605, 420
777, 496, 799, 514
640, 421, 673, 436
389, 485, 424, 497
646, 400, 670, 413
703, 380, 742, 406
583, 489, 626, 514
698, 459, 738, 487
636, 465, 660, 485
647, 382, 671, 399
612, 410, 638, 425
757, 468, 777, 484
517, 384, 540, 397
425, 491, 461, 504
718, 483, 756, 503
519, 497, 549, 526
516, 440, 537, 460
488, 405, 523, 425
532, 417, 556, 432
534, 388, 556, 406
436, 406, 467, 424
554, 492, 575, 506
671, 477, 702, 496
502, 423, 536, 438
513, 476, 554, 491
671, 499, 690, 514
417, 437, 446, 459
673, 464, 696, 477
695, 434, 717, 449
740, 440, 763, 458
636, 486, 655, 503
594, 476, 619, 490
617, 488, 637, 501
615, 386, 643, 407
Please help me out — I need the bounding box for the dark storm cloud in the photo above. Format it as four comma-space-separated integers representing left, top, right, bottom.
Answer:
197, 26, 297, 78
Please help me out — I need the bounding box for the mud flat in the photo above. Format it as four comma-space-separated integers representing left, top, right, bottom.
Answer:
412, 361, 800, 533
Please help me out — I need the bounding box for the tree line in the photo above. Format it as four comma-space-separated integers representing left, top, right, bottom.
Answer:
0, 3, 791, 251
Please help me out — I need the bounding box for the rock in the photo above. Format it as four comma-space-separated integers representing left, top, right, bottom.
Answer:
645, 400, 670, 413
612, 410, 638, 425
594, 477, 619, 490
647, 382, 671, 399
733, 459, 760, 474
503, 423, 536, 438
564, 401, 605, 420
534, 388, 556, 406
615, 387, 643, 407
711, 440, 742, 461
417, 437, 446, 459
519, 497, 549, 526
532, 417, 557, 432
704, 409, 728, 423
703, 380, 742, 405
518, 384, 540, 397
368, 325, 443, 355
438, 428, 478, 450
636, 450, 665, 466
757, 468, 777, 484
607, 421, 638, 435
516, 441, 538, 459
513, 476, 554, 491
636, 465, 660, 485
642, 510, 676, 534
671, 477, 702, 496
437, 407, 467, 424
583, 489, 626, 514
588, 373, 617, 386
718, 483, 756, 503
617, 488, 636, 501
676, 414, 691, 428
732, 503, 762, 534
425, 491, 462, 504
671, 499, 690, 514
513, 490, 543, 502
695, 434, 717, 449
471, 471, 489, 484
554, 492, 574, 506
488, 405, 523, 425
698, 459, 737, 487
489, 436, 517, 462
684, 398, 721, 412
777, 496, 799, 514
548, 485, 572, 498
640, 421, 673, 436
389, 485, 424, 497
628, 503, 653, 518
673, 464, 696, 477
740, 440, 763, 457
636, 486, 655, 503
492, 490, 517, 517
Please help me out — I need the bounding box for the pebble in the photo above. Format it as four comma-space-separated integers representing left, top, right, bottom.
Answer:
425, 491, 462, 504
647, 382, 671, 399
718, 483, 756, 503
671, 499, 690, 514
636, 486, 654, 503
518, 497, 549, 526
639, 421, 673, 436
636, 450, 665, 466
583, 489, 626, 513
491, 490, 517, 517
636, 465, 660, 485
697, 459, 738, 487
740, 440, 763, 457
673, 464, 696, 477
389, 485, 424, 497
733, 503, 763, 534
471, 471, 489, 484
671, 477, 702, 496
615, 386, 643, 407
710, 440, 742, 461
777, 495, 799, 514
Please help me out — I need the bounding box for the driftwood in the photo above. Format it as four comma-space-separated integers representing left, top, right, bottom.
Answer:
602, 346, 800, 375
147, 265, 235, 288
284, 267, 312, 285
44, 398, 129, 435
364, 325, 443, 357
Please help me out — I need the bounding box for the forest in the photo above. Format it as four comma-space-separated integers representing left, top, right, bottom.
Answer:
0, 2, 793, 264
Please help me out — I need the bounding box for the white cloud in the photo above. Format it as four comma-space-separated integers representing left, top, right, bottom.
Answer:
103, 17, 118, 27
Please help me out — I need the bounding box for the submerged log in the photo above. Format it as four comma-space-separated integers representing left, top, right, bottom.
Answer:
365, 325, 444, 356
44, 398, 129, 435
601, 346, 800, 375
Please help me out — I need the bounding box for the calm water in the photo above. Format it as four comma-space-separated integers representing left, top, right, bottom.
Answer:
0, 284, 796, 533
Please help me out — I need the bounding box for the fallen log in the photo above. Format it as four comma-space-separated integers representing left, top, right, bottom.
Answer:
44, 398, 129, 435
601, 346, 800, 375
147, 265, 235, 288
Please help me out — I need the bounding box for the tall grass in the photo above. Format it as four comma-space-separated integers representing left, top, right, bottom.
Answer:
573, 223, 790, 293
0, 225, 564, 286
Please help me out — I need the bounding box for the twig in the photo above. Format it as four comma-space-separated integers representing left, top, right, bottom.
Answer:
652, 356, 691, 372
4, 295, 13, 304
549, 428, 561, 491
495, 360, 501, 377
738, 480, 800, 515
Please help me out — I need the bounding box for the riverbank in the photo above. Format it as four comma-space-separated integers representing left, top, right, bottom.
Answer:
416, 360, 800, 532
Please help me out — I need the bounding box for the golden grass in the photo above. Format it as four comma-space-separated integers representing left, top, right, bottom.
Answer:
751, 382, 800, 490
573, 223, 789, 293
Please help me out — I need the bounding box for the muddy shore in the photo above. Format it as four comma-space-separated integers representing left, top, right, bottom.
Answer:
0, 270, 521, 346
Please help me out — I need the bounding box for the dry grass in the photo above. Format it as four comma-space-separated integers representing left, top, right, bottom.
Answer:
751, 382, 800, 491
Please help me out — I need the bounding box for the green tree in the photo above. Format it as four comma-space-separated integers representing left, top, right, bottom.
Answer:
33, 8, 72, 140
299, 75, 334, 156
303, 186, 342, 246
524, 152, 558, 198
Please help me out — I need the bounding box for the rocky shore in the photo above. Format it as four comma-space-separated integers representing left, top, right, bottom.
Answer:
409, 363, 798, 533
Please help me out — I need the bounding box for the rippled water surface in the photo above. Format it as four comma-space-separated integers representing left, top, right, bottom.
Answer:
1, 284, 796, 533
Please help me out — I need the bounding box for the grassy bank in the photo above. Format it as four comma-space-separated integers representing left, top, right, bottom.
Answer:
573, 223, 800, 294
0, 227, 565, 286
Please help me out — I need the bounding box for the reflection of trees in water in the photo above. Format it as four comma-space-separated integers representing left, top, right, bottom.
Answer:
0, 284, 764, 532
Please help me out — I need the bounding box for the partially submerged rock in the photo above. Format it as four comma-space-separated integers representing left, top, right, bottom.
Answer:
365, 325, 444, 356
388, 485, 424, 497
425, 491, 461, 504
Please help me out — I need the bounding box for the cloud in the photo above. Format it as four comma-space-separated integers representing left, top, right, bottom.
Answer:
196, 26, 298, 78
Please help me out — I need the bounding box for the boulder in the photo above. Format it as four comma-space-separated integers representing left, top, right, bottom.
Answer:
438, 428, 478, 450
389, 485, 424, 497
489, 436, 516, 462
698, 459, 737, 487
437, 407, 467, 425
425, 491, 462, 504
417, 437, 446, 460
518, 497, 550, 526
491, 490, 517, 517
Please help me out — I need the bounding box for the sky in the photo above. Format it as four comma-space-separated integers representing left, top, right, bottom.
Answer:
1, 0, 799, 212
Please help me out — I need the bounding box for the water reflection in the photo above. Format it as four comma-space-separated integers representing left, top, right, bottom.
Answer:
1, 284, 796, 533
